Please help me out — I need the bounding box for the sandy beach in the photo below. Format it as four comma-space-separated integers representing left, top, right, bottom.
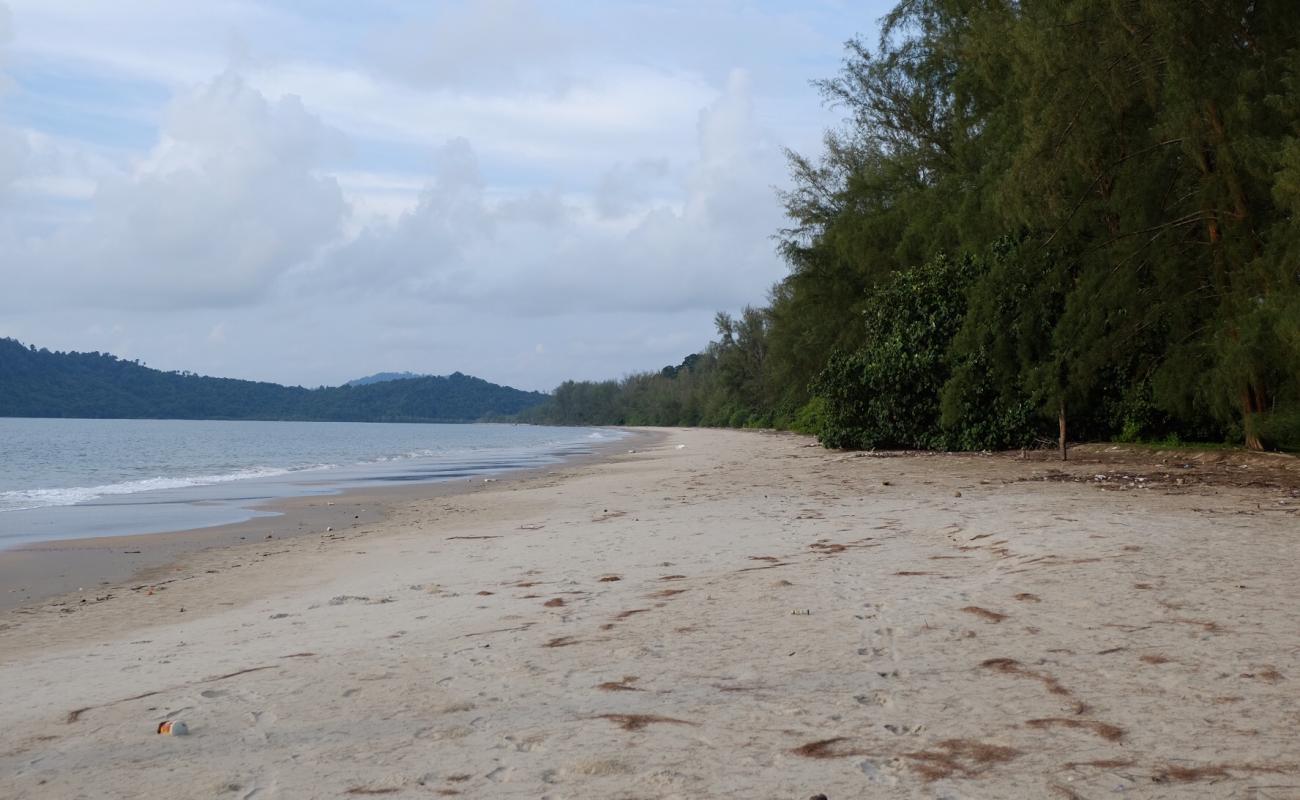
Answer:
1, 428, 1298, 799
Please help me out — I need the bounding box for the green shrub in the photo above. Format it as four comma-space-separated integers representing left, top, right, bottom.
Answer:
812, 253, 978, 449
788, 397, 826, 435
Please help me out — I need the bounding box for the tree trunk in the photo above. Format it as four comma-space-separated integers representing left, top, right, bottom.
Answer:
1058, 399, 1068, 461
1242, 388, 1264, 451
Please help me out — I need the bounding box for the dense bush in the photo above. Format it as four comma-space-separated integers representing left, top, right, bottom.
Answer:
813, 254, 975, 449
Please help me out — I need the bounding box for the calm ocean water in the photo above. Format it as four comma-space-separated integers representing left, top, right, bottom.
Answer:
0, 418, 623, 548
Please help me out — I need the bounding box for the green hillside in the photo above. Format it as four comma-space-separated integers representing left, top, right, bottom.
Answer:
0, 338, 547, 422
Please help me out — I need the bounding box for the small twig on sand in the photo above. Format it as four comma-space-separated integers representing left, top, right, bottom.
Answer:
66, 665, 279, 723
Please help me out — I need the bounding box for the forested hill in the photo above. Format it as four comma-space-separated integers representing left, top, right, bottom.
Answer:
345, 372, 429, 387
524, 2, 1300, 453
0, 339, 547, 422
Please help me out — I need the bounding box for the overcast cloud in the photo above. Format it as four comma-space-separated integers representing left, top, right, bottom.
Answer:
0, 0, 888, 390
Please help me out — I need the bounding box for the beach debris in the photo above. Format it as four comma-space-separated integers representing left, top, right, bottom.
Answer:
156, 720, 189, 736
456, 623, 534, 639
953, 490, 962, 497
882, 480, 892, 486
68, 666, 278, 724
960, 606, 1008, 623
594, 713, 695, 731
326, 527, 333, 532
811, 795, 830, 800
1025, 717, 1124, 741
792, 609, 812, 615
675, 444, 686, 449
648, 588, 687, 599
981, 657, 1071, 696
518, 523, 545, 530
792, 738, 869, 759
903, 738, 1020, 781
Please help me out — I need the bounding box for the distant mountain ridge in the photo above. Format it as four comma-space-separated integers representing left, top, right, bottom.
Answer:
345, 371, 429, 387
0, 338, 547, 423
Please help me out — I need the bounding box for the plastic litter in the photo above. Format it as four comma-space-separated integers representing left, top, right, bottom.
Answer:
157, 720, 189, 736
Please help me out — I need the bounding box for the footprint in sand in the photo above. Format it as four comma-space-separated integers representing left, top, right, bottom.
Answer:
859, 758, 903, 785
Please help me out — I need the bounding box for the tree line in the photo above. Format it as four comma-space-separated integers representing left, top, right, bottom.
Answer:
524, 0, 1300, 453
0, 338, 547, 422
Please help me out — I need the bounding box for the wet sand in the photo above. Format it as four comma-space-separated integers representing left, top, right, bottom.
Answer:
0, 428, 1297, 798
0, 431, 652, 612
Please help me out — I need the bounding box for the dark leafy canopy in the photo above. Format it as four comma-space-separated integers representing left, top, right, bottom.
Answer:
519, 313, 776, 429
0, 339, 546, 422
816, 250, 1036, 450
530, 0, 1300, 452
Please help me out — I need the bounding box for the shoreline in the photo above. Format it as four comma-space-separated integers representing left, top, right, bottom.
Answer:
1, 428, 1296, 798
0, 428, 658, 613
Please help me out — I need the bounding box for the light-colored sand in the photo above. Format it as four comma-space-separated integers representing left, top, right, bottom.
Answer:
1, 428, 1297, 799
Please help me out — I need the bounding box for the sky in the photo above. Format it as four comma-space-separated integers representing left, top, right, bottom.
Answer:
0, 0, 889, 390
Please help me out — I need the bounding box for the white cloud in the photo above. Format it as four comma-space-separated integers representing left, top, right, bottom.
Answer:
368, 0, 575, 92
0, 1, 23, 195
2, 0, 280, 87
9, 71, 347, 309
315, 69, 786, 318
247, 60, 714, 175
595, 157, 671, 219
0, 0, 12, 73
0, 125, 25, 194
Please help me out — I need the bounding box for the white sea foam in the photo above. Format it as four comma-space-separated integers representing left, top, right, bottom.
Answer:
0, 464, 331, 513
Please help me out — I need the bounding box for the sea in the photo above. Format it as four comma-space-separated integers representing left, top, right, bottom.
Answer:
0, 418, 624, 549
